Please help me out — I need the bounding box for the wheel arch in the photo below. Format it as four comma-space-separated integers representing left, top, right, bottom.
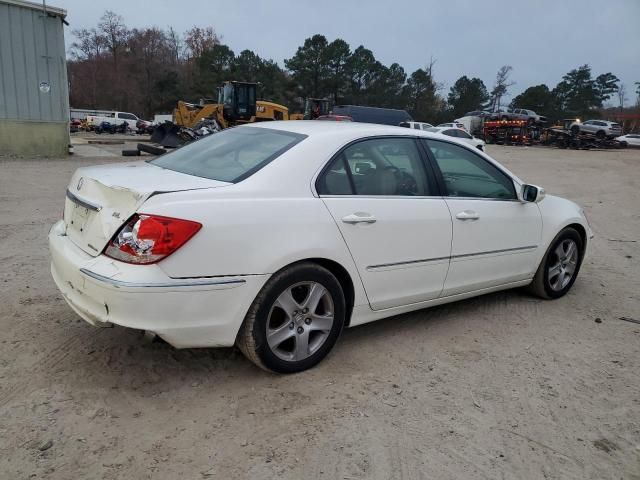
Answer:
566, 222, 587, 256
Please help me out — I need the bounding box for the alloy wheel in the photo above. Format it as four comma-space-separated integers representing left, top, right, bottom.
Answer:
548, 239, 578, 291
266, 282, 335, 362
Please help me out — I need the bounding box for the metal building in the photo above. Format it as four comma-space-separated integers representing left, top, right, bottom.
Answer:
0, 0, 69, 156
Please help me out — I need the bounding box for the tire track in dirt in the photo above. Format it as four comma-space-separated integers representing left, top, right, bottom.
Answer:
0, 327, 105, 409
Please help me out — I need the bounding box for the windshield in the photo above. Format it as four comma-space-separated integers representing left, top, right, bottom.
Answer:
222, 83, 234, 106
150, 127, 307, 183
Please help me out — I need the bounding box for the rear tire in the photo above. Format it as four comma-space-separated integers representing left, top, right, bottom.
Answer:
237, 262, 346, 373
595, 130, 605, 140
527, 227, 583, 299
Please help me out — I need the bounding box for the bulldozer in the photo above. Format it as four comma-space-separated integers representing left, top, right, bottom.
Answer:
290, 98, 331, 120
150, 81, 290, 148
173, 81, 289, 129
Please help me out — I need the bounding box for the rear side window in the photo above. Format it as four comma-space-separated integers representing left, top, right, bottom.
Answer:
317, 137, 434, 196
425, 139, 516, 200
150, 127, 306, 183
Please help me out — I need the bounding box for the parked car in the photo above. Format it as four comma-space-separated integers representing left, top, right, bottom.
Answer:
427, 126, 486, 150
332, 105, 412, 126
399, 121, 433, 130
615, 133, 640, 147
488, 108, 513, 120
49, 121, 591, 373
464, 110, 492, 118
512, 108, 547, 124
489, 108, 545, 123
437, 122, 466, 130
570, 119, 623, 139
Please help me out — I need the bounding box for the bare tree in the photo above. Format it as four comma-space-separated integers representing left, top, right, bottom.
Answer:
617, 83, 627, 109
166, 27, 183, 64
489, 65, 515, 111
184, 26, 220, 59
98, 11, 129, 66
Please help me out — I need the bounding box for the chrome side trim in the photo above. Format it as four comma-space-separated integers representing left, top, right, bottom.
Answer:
79, 268, 246, 289
367, 245, 537, 270
367, 256, 449, 271
451, 245, 537, 260
66, 190, 102, 212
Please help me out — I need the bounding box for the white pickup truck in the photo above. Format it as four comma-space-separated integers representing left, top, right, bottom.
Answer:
86, 111, 143, 129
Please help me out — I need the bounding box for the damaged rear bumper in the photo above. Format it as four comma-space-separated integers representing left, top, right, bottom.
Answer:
48, 220, 268, 348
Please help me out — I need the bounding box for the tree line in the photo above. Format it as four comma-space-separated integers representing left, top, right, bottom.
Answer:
69, 11, 638, 123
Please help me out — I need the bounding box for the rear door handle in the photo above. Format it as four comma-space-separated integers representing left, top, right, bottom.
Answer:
342, 212, 377, 224
455, 210, 480, 221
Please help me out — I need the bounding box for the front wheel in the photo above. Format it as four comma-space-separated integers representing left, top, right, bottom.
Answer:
527, 228, 583, 299
237, 262, 345, 373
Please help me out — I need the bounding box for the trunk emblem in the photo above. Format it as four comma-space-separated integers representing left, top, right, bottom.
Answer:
76, 177, 84, 191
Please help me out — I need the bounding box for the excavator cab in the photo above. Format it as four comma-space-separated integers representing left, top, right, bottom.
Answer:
218, 81, 257, 123
304, 98, 331, 120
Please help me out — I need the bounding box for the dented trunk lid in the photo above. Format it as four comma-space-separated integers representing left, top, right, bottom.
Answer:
63, 161, 229, 256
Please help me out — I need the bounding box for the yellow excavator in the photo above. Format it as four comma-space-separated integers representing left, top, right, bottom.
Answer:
173, 81, 290, 129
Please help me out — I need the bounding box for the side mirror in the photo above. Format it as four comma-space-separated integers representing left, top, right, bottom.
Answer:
521, 184, 545, 203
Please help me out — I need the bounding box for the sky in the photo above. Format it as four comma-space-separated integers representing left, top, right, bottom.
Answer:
52, 0, 640, 103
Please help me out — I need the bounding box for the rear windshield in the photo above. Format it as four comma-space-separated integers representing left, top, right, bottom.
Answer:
150, 127, 306, 183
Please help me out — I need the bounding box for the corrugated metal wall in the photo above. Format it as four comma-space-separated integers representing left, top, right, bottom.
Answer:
0, 1, 69, 123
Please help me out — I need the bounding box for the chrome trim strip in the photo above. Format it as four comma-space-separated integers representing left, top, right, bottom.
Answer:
79, 268, 246, 288
451, 245, 537, 260
66, 189, 102, 212
368, 256, 449, 270
367, 245, 537, 270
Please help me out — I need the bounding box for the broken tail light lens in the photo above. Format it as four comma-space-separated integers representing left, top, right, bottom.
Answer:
104, 214, 202, 264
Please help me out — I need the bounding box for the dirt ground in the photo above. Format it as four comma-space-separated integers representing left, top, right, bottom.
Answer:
1, 140, 639, 479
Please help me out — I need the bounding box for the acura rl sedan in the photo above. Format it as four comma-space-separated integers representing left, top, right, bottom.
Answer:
49, 122, 592, 373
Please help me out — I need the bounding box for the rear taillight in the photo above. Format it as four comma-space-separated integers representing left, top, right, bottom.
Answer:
104, 214, 201, 264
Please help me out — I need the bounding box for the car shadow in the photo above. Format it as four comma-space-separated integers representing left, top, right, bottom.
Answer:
61, 287, 547, 394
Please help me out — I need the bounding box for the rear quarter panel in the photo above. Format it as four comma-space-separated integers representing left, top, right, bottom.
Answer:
140, 189, 370, 308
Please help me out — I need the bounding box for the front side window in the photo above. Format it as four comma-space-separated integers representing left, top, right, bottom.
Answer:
457, 130, 472, 139
150, 127, 306, 183
317, 137, 433, 196
425, 139, 516, 200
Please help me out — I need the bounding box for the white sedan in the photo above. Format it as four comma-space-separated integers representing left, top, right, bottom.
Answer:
49, 122, 592, 373
428, 126, 486, 150
616, 134, 640, 147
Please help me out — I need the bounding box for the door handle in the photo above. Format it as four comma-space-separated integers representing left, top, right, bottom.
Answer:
455, 210, 480, 221
342, 212, 377, 224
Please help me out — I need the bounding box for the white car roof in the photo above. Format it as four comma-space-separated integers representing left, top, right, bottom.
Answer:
246, 120, 444, 142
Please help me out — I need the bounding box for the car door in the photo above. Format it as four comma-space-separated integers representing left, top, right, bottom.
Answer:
581, 120, 594, 133
422, 139, 542, 296
317, 136, 453, 310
